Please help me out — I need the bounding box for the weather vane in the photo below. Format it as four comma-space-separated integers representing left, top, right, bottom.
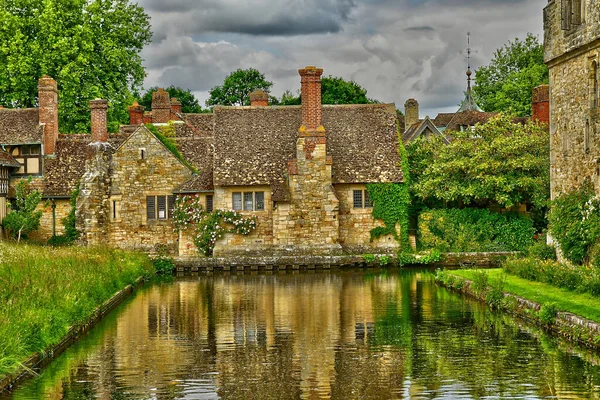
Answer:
465, 31, 478, 91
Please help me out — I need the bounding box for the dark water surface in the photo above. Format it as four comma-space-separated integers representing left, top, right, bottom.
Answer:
5, 269, 600, 399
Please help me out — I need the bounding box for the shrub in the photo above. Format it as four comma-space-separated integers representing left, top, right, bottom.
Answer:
419, 208, 535, 252
2, 178, 42, 242
362, 254, 376, 263
152, 256, 175, 275
548, 182, 600, 265
527, 238, 557, 261
471, 270, 489, 295
539, 302, 558, 325
378, 255, 390, 266
486, 274, 506, 309
397, 249, 441, 266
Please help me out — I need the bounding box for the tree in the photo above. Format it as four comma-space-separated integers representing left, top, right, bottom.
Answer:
473, 33, 548, 117
139, 86, 207, 114
277, 76, 378, 105
415, 113, 549, 209
2, 178, 43, 242
206, 69, 273, 107
0, 0, 152, 133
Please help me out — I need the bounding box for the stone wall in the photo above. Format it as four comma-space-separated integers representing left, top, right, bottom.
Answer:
545, 0, 600, 198
30, 199, 70, 241
106, 127, 193, 255
212, 185, 273, 257
336, 183, 398, 254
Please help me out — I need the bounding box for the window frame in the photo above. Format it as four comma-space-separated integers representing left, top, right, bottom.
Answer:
8, 145, 42, 176
146, 195, 175, 222
353, 189, 373, 209
232, 191, 265, 212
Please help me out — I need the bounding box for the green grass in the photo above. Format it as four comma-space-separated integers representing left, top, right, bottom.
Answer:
0, 243, 153, 377
451, 269, 600, 323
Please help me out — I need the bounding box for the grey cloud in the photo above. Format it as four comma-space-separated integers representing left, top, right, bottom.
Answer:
404, 26, 435, 32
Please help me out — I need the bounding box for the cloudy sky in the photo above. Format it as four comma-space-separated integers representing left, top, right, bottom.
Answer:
137, 0, 544, 117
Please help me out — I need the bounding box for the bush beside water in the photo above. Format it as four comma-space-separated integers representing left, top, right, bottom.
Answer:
419, 208, 534, 252
0, 243, 153, 377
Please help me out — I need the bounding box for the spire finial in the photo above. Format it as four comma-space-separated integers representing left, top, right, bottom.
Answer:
466, 31, 473, 92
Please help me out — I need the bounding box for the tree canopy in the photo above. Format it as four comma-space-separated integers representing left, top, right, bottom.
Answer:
414, 113, 549, 209
0, 0, 152, 133
277, 76, 378, 105
473, 33, 548, 117
206, 68, 273, 107
139, 86, 207, 114
2, 178, 42, 242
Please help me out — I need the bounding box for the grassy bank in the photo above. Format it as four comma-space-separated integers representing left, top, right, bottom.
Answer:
0, 243, 153, 377
450, 269, 600, 323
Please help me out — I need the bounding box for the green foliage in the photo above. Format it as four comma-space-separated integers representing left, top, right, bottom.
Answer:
503, 256, 600, 296
144, 123, 198, 173
206, 68, 273, 107
0, 0, 151, 133
471, 270, 489, 295
539, 302, 558, 325
48, 184, 80, 246
473, 33, 548, 117
366, 183, 410, 249
527, 238, 557, 261
378, 255, 390, 266
416, 113, 549, 209
397, 249, 441, 266
139, 86, 207, 114
419, 208, 535, 252
2, 178, 42, 242
173, 195, 257, 256
0, 243, 153, 376
276, 76, 379, 105
548, 182, 600, 265
152, 255, 175, 275
486, 273, 507, 309
362, 254, 376, 263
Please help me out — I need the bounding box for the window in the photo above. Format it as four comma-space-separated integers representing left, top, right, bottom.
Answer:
206, 195, 214, 212
353, 189, 373, 209
585, 119, 591, 153
8, 145, 41, 175
232, 192, 242, 210
112, 200, 117, 220
140, 148, 146, 160
562, 0, 583, 30
146, 195, 175, 221
592, 61, 599, 109
233, 191, 265, 211
0, 167, 8, 196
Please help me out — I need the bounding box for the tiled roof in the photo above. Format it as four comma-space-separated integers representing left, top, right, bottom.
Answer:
212, 104, 403, 187
445, 110, 497, 132
184, 114, 214, 137
177, 136, 213, 192
432, 113, 455, 127
0, 149, 20, 168
402, 118, 449, 144
0, 108, 43, 144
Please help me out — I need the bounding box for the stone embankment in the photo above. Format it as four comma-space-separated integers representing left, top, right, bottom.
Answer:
438, 276, 600, 351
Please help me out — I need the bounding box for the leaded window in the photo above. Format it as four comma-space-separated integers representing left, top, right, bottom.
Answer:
206, 195, 214, 212
353, 190, 363, 208
232, 192, 242, 210
233, 191, 265, 211
146, 195, 175, 221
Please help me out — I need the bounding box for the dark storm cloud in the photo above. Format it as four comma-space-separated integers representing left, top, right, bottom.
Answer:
141, 0, 358, 36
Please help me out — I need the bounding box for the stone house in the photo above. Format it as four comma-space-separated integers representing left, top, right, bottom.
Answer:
544, 0, 600, 199
0, 67, 403, 257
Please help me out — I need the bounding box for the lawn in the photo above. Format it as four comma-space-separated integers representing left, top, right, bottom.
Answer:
451, 268, 600, 323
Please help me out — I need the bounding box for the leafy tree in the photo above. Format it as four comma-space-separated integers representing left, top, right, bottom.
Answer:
415, 113, 549, 209
277, 76, 378, 105
0, 0, 152, 133
2, 178, 42, 242
473, 33, 548, 117
139, 86, 207, 114
206, 68, 273, 107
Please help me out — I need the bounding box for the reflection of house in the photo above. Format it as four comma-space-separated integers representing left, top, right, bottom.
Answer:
0, 67, 403, 256
401, 68, 550, 144
544, 0, 600, 198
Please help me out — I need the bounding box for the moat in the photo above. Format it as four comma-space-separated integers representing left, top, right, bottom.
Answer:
5, 269, 600, 399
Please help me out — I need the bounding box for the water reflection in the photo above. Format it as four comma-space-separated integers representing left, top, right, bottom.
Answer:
5, 270, 600, 399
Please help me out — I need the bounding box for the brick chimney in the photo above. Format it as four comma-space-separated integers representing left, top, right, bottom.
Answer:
299, 66, 324, 131
152, 88, 171, 123
532, 84, 550, 126
250, 90, 269, 107
128, 101, 145, 125
404, 99, 419, 130
38, 76, 58, 155
170, 98, 182, 114
90, 99, 108, 142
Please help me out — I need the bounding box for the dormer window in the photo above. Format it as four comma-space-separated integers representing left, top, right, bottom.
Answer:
8, 145, 41, 175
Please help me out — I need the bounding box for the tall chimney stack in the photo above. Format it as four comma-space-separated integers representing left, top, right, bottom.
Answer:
152, 88, 171, 123
532, 85, 550, 127
404, 99, 419, 130
128, 101, 145, 125
38, 76, 58, 155
90, 99, 108, 142
298, 66, 324, 131
250, 90, 269, 107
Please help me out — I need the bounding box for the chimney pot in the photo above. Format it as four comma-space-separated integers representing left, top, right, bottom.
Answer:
90, 99, 108, 142
152, 88, 171, 123
250, 90, 269, 107
38, 76, 59, 155
298, 66, 324, 131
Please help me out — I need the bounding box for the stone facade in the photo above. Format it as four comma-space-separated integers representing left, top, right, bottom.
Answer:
545, 0, 600, 198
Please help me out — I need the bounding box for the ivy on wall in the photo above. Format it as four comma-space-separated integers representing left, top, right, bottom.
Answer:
173, 195, 257, 256
144, 123, 198, 173
365, 135, 411, 252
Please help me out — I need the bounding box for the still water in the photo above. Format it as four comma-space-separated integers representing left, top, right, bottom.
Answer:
5, 269, 600, 399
